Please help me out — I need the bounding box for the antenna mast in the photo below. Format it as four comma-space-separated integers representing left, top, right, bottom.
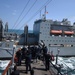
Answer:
40, 10, 41, 19
44, 6, 46, 19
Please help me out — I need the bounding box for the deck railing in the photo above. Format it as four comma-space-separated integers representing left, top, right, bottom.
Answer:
2, 47, 16, 75
50, 61, 63, 75
2, 60, 12, 75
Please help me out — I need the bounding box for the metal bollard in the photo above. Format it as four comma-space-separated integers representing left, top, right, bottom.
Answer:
56, 54, 58, 64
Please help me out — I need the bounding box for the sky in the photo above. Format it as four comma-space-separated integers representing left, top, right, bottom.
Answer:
0, 0, 75, 30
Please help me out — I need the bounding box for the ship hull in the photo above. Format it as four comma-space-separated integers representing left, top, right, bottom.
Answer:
48, 46, 75, 56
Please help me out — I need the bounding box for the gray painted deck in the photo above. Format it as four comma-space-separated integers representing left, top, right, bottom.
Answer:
17, 60, 57, 75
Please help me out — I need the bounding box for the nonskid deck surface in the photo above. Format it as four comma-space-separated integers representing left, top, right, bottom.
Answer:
17, 60, 56, 75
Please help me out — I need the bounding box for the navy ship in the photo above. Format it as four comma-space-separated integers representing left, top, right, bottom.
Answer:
33, 18, 75, 56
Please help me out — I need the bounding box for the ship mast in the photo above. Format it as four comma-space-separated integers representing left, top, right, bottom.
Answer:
42, 6, 47, 20
44, 6, 46, 20
40, 10, 41, 19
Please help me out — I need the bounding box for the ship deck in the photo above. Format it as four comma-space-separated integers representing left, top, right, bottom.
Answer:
17, 60, 57, 75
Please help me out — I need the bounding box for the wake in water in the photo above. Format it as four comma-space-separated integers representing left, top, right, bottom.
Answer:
52, 57, 75, 75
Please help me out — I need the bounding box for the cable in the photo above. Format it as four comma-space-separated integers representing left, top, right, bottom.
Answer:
11, 0, 30, 29
14, 0, 37, 29
18, 0, 52, 30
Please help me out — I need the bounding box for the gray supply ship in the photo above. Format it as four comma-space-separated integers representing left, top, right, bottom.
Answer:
33, 18, 75, 56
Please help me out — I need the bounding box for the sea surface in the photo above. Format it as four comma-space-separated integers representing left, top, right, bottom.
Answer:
52, 57, 75, 75
8, 29, 33, 35
0, 70, 3, 75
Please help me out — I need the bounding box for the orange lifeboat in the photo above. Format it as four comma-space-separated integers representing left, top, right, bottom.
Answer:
50, 30, 62, 34
64, 31, 74, 34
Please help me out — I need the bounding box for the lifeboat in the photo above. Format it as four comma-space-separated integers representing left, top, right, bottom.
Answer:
64, 31, 74, 34
50, 30, 62, 34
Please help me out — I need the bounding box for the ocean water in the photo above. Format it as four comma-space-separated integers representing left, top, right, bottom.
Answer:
0, 60, 10, 74
52, 57, 75, 75
0, 70, 3, 75
8, 29, 33, 35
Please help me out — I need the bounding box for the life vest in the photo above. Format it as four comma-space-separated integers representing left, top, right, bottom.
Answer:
14, 56, 18, 63
51, 54, 54, 61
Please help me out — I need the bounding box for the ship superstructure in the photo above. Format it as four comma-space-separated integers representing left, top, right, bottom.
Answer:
33, 18, 75, 56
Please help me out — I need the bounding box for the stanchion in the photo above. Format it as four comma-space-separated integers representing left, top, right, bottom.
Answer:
56, 48, 60, 64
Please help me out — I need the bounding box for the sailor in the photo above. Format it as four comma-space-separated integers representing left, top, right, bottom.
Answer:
45, 52, 51, 71
21, 46, 26, 60
25, 49, 31, 74
30, 68, 34, 75
16, 48, 22, 66
42, 45, 48, 61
